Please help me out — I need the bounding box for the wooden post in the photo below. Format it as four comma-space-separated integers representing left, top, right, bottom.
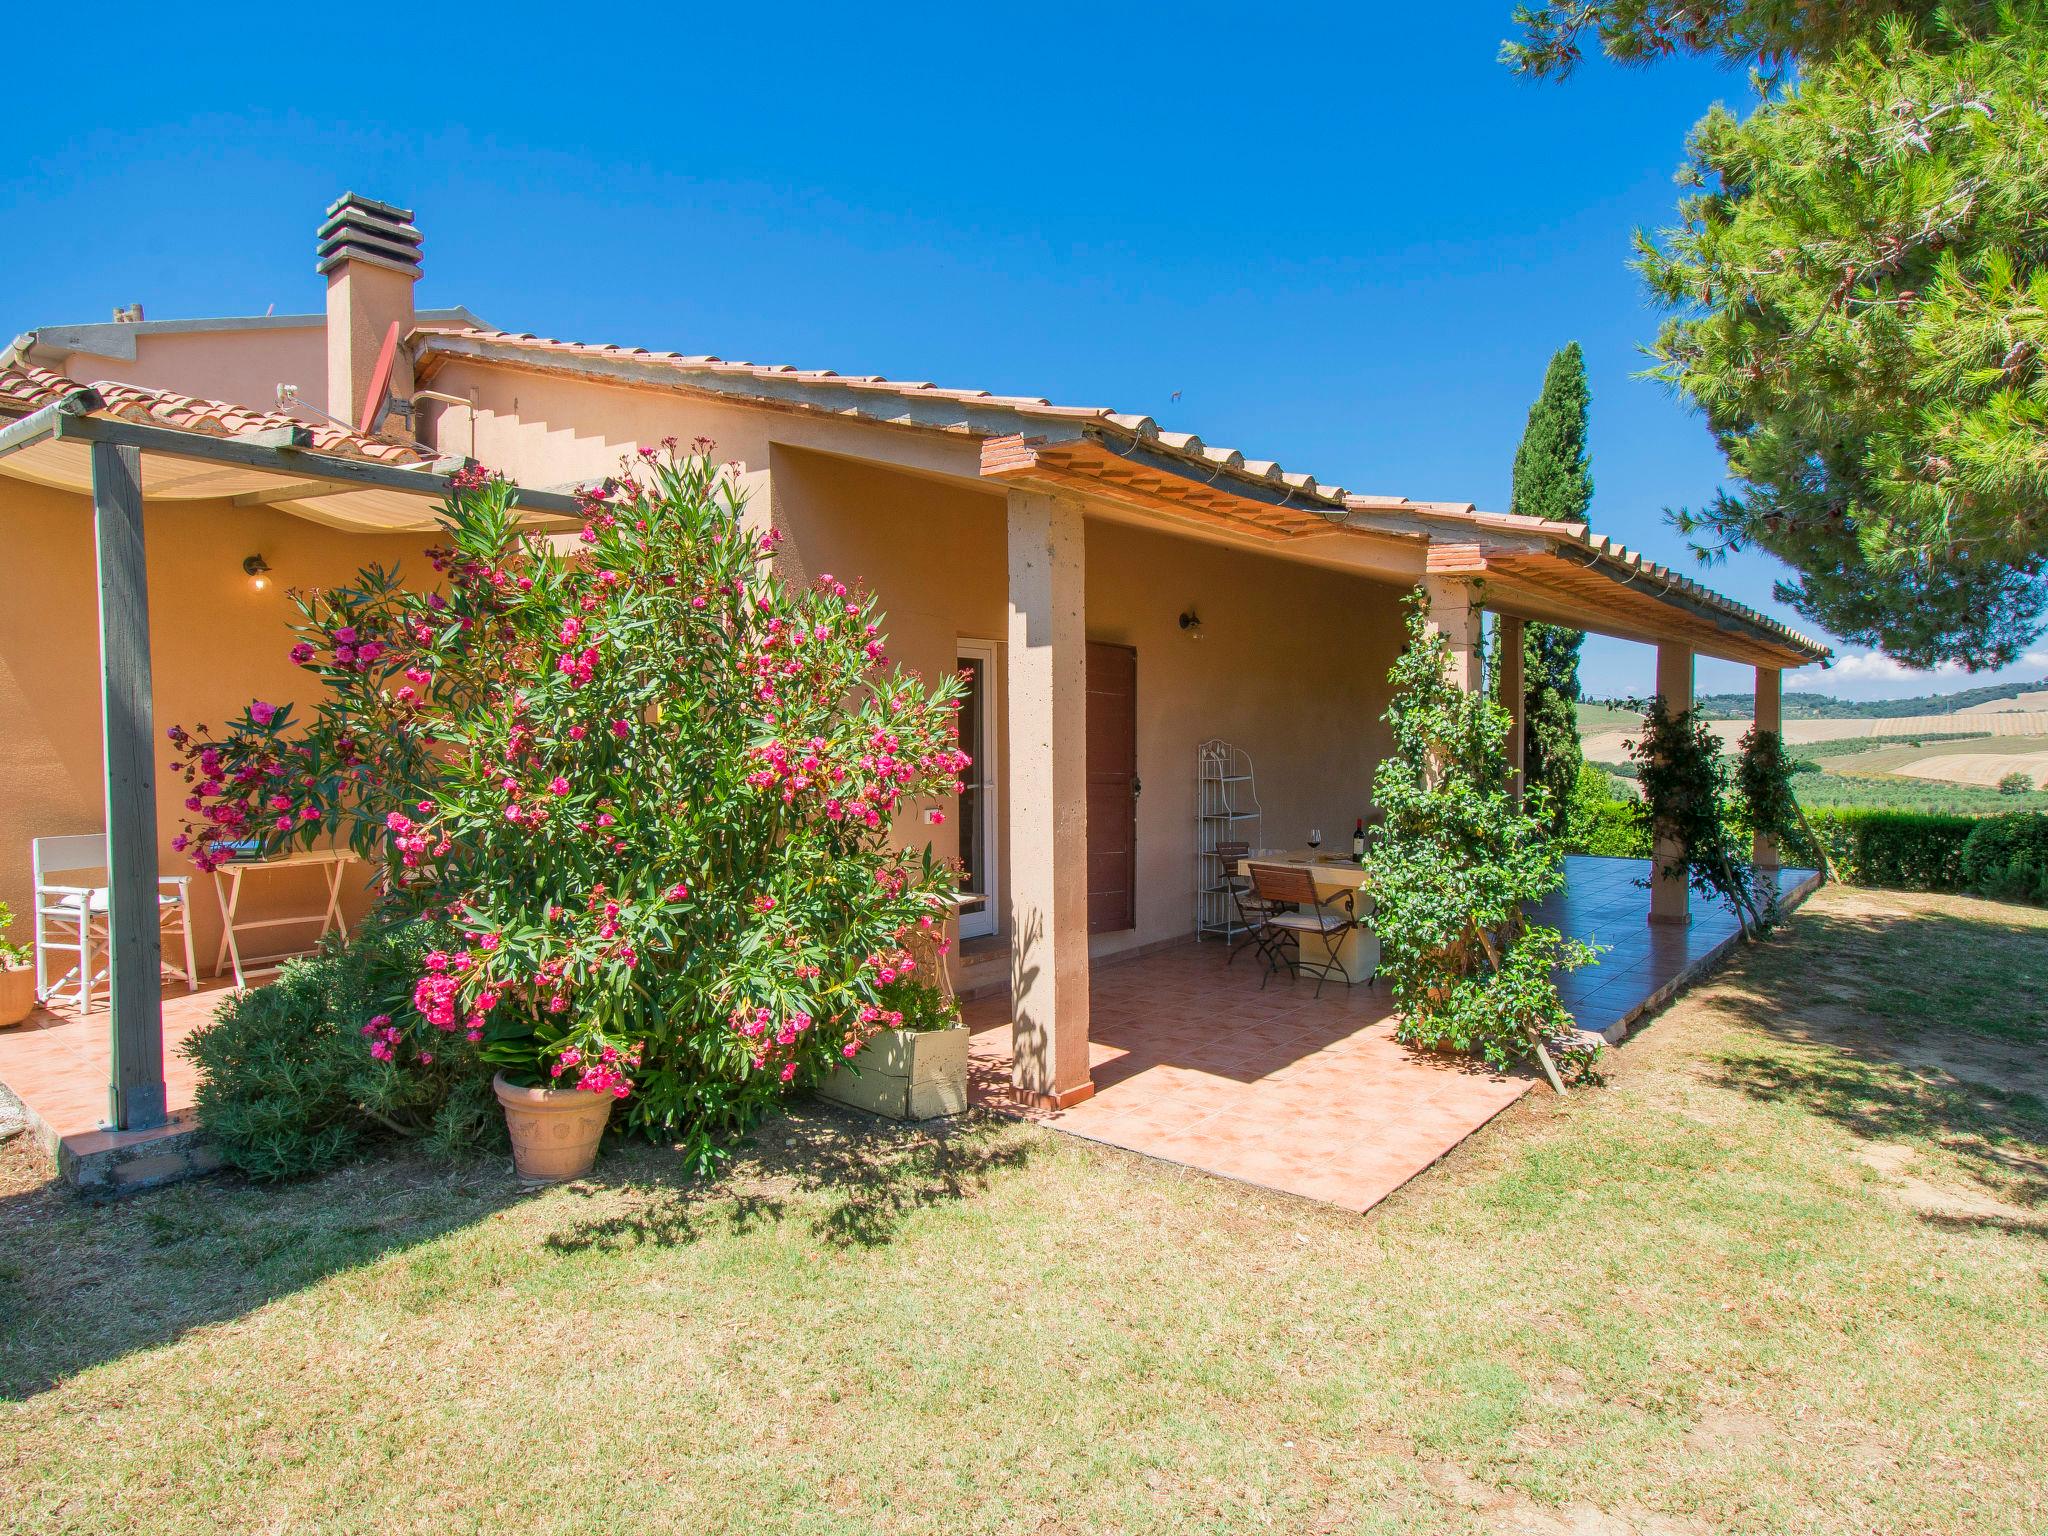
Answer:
1649, 642, 1694, 928
1003, 488, 1094, 1110
1497, 614, 1527, 804
1753, 666, 1782, 876
92, 441, 168, 1131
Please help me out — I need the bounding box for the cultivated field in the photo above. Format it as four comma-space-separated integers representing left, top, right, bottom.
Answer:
1842, 736, 2048, 790
1583, 709, 2048, 770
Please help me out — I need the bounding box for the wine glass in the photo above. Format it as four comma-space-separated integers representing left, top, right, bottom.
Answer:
1306, 827, 1322, 854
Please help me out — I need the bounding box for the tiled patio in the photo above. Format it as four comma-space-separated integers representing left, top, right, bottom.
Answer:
968, 855, 1819, 1212
0, 980, 229, 1190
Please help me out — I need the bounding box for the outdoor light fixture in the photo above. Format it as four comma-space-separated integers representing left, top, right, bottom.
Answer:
1178, 609, 1203, 640
243, 554, 272, 591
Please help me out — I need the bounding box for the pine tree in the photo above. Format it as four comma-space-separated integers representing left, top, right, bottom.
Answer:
1510, 342, 1592, 834
1506, 4, 2046, 669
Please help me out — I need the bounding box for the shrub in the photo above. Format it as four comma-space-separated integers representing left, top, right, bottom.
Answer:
1999, 771, 2035, 796
167, 447, 969, 1173
183, 932, 495, 1179
1958, 815, 2048, 904
1565, 764, 1650, 857
1799, 809, 1976, 891
1365, 592, 1598, 1079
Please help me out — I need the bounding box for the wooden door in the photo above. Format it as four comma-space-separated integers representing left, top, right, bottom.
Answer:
1086, 641, 1138, 934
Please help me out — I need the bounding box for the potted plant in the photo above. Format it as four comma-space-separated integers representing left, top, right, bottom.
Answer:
491, 1041, 634, 1182
819, 976, 968, 1120
0, 902, 32, 1028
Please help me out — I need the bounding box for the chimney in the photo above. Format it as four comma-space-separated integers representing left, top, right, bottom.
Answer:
318, 192, 420, 433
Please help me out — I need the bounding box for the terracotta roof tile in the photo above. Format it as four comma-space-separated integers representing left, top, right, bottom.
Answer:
0, 363, 429, 466
406, 325, 1827, 661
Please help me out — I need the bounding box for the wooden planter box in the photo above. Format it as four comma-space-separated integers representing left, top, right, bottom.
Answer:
818, 1025, 969, 1121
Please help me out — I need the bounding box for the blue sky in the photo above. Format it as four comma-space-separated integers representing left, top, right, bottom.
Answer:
5, 4, 2039, 700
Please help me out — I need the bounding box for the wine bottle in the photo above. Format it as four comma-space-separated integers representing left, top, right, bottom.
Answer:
1351, 818, 1366, 862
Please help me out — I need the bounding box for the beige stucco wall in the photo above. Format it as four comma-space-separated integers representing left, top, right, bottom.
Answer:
0, 477, 435, 973
415, 359, 1414, 965
1082, 518, 1405, 958
42, 325, 328, 416
1, 349, 1413, 997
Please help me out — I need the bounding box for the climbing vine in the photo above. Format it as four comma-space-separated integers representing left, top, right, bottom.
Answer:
1364, 591, 1600, 1087
1626, 699, 1775, 938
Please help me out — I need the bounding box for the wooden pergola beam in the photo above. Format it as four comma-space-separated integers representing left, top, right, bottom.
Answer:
0, 402, 591, 1131
91, 440, 168, 1130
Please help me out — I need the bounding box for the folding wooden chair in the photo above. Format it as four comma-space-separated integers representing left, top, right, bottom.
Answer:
1247, 862, 1359, 998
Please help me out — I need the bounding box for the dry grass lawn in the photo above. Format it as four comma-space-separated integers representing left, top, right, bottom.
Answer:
2, 886, 2045, 1534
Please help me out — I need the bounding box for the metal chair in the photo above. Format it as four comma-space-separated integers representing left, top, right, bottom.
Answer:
32, 834, 198, 1012
1247, 862, 1359, 998
1217, 841, 1290, 978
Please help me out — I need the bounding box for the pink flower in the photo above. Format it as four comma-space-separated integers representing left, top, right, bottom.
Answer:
289, 643, 315, 665
249, 701, 278, 726
549, 776, 571, 796
611, 720, 632, 740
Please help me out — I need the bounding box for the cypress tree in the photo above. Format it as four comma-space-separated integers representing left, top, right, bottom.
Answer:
1510, 343, 1592, 834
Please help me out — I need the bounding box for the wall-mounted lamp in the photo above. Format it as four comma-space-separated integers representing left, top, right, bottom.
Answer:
243, 554, 273, 592
1178, 609, 1204, 641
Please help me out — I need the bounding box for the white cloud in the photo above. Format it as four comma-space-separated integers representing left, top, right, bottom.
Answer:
1790, 651, 1965, 688
1786, 648, 2048, 699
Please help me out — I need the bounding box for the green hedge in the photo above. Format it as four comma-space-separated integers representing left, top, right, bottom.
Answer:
1793, 809, 1976, 890
1565, 795, 2048, 905
1956, 814, 2048, 903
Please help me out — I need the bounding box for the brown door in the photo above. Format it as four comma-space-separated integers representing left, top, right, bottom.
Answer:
1086, 641, 1138, 934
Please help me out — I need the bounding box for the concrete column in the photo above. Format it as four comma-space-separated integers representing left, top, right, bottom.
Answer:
1753, 665, 1782, 876
1496, 614, 1527, 803
1421, 576, 1484, 693
1004, 488, 1094, 1109
1650, 642, 1694, 927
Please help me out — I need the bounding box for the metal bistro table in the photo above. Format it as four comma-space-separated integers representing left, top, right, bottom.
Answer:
212, 848, 362, 988
1230, 848, 1380, 983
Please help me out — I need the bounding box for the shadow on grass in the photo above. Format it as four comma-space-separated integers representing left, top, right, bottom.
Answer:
543, 1104, 1034, 1255
1711, 1049, 2048, 1208
1704, 899, 2048, 1220
0, 1101, 1033, 1402
0, 1145, 522, 1402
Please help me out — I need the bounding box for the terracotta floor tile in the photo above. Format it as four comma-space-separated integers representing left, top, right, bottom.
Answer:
959, 859, 1818, 1212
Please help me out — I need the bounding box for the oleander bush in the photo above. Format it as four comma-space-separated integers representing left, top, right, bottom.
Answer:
170, 445, 966, 1174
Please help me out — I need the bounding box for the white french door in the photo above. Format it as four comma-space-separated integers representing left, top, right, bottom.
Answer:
955, 642, 999, 940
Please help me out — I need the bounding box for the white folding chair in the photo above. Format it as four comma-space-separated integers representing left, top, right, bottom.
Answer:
31, 833, 199, 1012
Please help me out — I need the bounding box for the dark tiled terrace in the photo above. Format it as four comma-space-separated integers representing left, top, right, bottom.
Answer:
968, 856, 1819, 1212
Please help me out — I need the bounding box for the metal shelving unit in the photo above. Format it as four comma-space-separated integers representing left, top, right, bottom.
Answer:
1195, 738, 1262, 941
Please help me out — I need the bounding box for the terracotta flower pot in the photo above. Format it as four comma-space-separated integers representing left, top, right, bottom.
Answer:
0, 964, 34, 1028
494, 1072, 614, 1183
